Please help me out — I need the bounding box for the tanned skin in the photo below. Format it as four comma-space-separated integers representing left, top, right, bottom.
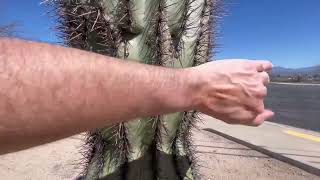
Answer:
0, 38, 273, 154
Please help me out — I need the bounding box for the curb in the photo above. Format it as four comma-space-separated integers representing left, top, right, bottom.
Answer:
203, 128, 320, 176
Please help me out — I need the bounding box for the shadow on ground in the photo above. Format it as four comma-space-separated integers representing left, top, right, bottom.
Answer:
77, 151, 191, 180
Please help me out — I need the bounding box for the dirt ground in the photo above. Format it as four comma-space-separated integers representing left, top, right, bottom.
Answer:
0, 130, 319, 180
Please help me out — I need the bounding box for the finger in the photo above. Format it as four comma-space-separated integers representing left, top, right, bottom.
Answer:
251, 100, 265, 113
250, 109, 275, 126
253, 85, 267, 98
260, 72, 270, 86
235, 109, 257, 125
254, 61, 273, 72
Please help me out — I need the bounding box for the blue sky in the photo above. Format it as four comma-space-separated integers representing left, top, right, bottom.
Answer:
1, 0, 320, 68
216, 0, 320, 68
1, 0, 59, 43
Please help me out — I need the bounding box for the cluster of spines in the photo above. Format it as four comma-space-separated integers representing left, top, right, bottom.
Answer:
50, 0, 122, 56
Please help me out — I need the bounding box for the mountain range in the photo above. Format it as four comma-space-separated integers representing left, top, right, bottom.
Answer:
271, 65, 320, 76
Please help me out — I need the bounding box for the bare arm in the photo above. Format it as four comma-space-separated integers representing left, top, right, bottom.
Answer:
0, 38, 273, 154
0, 38, 198, 154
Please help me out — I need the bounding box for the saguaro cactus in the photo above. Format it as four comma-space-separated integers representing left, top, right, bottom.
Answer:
52, 0, 222, 179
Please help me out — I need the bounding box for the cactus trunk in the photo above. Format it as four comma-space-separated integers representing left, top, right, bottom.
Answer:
52, 0, 222, 179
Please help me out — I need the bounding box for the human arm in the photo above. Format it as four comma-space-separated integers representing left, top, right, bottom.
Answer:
0, 38, 273, 154
0, 38, 199, 154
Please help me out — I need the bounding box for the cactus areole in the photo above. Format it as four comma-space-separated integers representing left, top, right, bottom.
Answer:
52, 0, 222, 179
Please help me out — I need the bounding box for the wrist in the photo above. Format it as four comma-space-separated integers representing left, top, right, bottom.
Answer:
181, 67, 204, 111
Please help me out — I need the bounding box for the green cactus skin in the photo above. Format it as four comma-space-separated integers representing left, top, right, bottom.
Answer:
51, 0, 222, 179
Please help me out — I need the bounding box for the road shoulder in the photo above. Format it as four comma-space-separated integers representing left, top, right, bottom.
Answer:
193, 128, 319, 180
199, 114, 320, 177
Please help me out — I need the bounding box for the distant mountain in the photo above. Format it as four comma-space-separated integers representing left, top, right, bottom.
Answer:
271, 65, 320, 76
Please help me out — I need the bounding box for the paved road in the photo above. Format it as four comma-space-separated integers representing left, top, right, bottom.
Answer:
266, 83, 320, 132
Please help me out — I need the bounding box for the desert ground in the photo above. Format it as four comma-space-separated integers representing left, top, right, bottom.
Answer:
1, 128, 319, 180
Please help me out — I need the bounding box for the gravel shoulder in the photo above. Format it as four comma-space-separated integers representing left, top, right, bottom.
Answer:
0, 130, 318, 180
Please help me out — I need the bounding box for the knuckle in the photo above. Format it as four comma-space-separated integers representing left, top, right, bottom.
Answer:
257, 86, 267, 97
261, 72, 270, 84
261, 71, 268, 76
261, 72, 269, 78
257, 64, 264, 71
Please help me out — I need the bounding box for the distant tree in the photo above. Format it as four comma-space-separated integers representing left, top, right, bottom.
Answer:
296, 75, 302, 82
0, 23, 20, 37
0, 0, 20, 37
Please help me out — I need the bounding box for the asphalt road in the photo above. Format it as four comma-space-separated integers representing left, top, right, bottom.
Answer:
265, 83, 320, 132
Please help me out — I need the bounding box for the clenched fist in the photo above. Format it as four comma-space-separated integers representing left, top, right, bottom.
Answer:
190, 59, 274, 126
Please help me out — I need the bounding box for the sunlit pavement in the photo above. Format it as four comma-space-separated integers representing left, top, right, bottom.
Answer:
200, 114, 320, 176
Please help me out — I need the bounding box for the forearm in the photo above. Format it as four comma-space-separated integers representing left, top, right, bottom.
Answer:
0, 38, 199, 154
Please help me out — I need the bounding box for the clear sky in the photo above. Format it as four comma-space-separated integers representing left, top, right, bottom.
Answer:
1, 0, 320, 68
216, 0, 320, 68
1, 0, 59, 43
